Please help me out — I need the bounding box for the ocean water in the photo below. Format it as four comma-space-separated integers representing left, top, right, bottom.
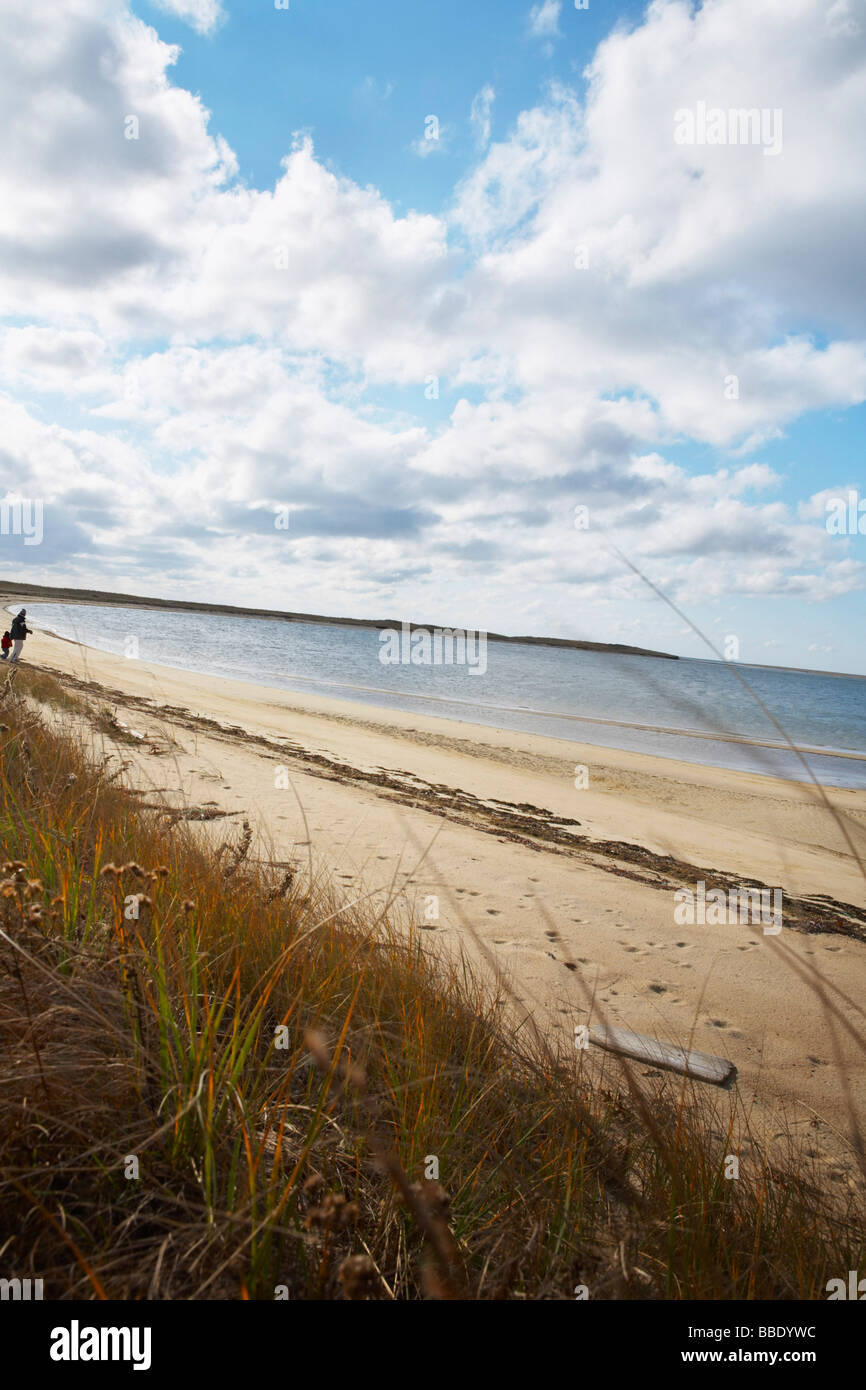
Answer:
18, 601, 866, 788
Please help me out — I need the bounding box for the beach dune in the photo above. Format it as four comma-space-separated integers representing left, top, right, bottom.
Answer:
16, 621, 866, 1176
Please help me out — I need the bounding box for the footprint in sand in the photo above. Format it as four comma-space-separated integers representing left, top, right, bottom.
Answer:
648, 984, 667, 994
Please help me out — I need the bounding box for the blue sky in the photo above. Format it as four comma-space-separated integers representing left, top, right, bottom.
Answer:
0, 0, 864, 672
143, 0, 644, 206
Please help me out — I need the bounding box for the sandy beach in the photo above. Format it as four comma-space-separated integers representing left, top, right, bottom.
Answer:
13, 616, 866, 1177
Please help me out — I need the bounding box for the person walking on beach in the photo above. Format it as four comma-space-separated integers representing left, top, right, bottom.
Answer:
8, 609, 32, 663
0, 631, 11, 661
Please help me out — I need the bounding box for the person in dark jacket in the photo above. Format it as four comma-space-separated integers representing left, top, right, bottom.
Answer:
9, 609, 32, 662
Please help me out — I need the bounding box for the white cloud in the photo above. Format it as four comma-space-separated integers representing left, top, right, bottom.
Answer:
470, 85, 495, 150
528, 1, 562, 40
411, 120, 452, 158
151, 0, 225, 36
358, 75, 395, 103
0, 328, 106, 391
453, 0, 866, 444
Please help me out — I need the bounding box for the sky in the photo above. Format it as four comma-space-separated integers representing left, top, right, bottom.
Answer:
0, 0, 864, 672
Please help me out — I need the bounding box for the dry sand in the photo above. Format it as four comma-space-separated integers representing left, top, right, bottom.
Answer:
13, 620, 866, 1178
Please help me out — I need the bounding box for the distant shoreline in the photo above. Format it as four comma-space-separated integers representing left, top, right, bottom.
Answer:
0, 579, 679, 661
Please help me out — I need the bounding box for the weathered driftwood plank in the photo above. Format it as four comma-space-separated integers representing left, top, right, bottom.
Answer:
590, 1024, 737, 1089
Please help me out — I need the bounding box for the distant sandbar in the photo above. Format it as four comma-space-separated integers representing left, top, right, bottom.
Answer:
0, 579, 678, 660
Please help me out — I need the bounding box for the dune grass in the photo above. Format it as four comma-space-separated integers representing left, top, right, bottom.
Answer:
0, 663, 863, 1300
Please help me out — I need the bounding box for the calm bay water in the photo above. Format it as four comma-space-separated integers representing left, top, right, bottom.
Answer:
20, 602, 866, 788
